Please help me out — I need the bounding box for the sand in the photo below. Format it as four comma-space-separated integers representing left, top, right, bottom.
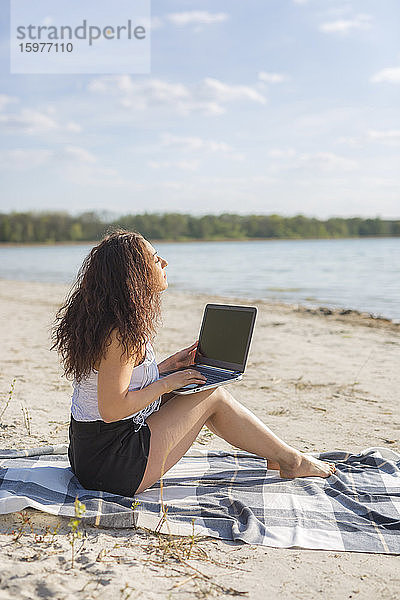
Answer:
0, 279, 399, 599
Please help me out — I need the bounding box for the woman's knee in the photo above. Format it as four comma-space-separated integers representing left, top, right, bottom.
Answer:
216, 384, 235, 401
206, 385, 235, 414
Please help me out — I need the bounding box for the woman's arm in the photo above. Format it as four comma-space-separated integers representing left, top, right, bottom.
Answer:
157, 341, 198, 374
157, 356, 174, 374
97, 332, 205, 422
97, 331, 170, 422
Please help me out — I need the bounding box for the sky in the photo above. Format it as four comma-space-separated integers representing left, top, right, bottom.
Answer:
0, 0, 399, 219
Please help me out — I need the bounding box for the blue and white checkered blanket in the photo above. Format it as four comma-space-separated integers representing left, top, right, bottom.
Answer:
0, 445, 399, 553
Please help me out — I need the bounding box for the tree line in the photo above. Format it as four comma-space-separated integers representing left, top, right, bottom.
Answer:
1, 211, 399, 243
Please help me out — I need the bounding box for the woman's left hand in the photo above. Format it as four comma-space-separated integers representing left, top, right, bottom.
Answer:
164, 341, 199, 371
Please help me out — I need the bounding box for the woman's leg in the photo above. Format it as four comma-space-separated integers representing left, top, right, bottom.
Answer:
159, 391, 177, 407
136, 386, 335, 494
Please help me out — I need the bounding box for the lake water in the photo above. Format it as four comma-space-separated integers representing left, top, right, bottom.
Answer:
1, 238, 399, 321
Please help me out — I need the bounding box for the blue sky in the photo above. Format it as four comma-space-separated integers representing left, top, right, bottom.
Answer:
1, 0, 399, 218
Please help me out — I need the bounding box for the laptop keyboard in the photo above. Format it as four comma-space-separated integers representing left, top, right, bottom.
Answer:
195, 367, 234, 383
161, 366, 237, 386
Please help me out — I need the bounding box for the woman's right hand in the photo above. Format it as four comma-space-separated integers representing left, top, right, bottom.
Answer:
163, 368, 207, 392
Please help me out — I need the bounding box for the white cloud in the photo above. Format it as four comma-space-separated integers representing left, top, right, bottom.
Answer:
336, 136, 362, 147
63, 145, 96, 163
88, 74, 133, 95
294, 106, 364, 135
337, 130, 400, 146
258, 72, 288, 84
319, 13, 372, 35
371, 67, 400, 84
89, 76, 190, 110
368, 130, 400, 143
0, 144, 96, 171
160, 133, 244, 159
322, 6, 354, 19
186, 101, 225, 116
0, 106, 81, 136
151, 16, 164, 30
56, 148, 128, 188
199, 77, 266, 105
0, 149, 52, 170
268, 148, 297, 159
88, 76, 266, 116
298, 152, 358, 171
167, 11, 228, 27
147, 159, 200, 171
0, 94, 18, 111
126, 79, 190, 106
66, 121, 82, 133
267, 148, 358, 172
0, 108, 58, 134
64, 164, 129, 188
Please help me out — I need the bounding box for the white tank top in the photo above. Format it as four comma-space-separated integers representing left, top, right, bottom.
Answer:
71, 340, 161, 431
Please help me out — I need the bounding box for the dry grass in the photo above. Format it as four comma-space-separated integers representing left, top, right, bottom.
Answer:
128, 431, 249, 596
20, 402, 32, 435
0, 424, 248, 598
68, 497, 86, 568
0, 377, 16, 422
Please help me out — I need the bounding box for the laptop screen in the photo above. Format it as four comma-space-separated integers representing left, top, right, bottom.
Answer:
195, 304, 257, 372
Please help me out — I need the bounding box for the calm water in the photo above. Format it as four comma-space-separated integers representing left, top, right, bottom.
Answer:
1, 238, 399, 321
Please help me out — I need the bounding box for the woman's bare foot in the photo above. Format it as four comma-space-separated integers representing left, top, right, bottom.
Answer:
267, 459, 280, 470
278, 451, 336, 479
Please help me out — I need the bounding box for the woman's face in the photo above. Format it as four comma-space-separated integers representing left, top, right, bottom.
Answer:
143, 239, 168, 292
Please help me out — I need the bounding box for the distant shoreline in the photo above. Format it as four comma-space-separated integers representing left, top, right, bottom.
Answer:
167, 287, 400, 330
0, 235, 399, 248
0, 276, 398, 329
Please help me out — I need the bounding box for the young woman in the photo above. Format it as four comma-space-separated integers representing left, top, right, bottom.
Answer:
52, 230, 335, 498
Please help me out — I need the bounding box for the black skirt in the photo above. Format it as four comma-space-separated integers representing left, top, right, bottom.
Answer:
68, 414, 151, 497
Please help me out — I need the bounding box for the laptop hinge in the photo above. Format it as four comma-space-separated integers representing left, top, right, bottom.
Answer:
196, 364, 240, 375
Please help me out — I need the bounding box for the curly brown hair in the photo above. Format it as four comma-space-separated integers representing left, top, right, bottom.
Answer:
51, 229, 162, 382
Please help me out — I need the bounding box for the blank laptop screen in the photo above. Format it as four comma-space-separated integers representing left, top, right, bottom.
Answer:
196, 306, 255, 369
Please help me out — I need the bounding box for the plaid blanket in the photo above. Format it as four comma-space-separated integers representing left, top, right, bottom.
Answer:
0, 445, 399, 554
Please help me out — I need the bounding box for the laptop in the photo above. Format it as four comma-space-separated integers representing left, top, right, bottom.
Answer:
160, 303, 257, 395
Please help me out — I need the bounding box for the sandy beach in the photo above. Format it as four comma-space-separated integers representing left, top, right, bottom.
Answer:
0, 279, 399, 599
